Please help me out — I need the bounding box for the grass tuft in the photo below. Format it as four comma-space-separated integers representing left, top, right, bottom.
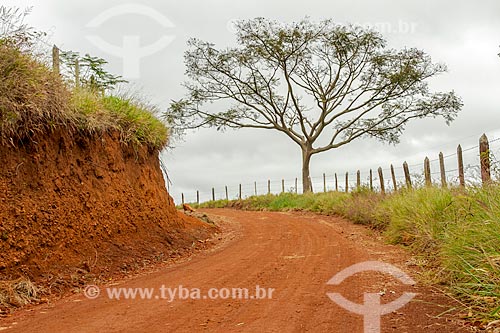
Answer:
0, 42, 74, 144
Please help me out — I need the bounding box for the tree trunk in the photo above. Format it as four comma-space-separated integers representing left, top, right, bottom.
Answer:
302, 146, 313, 193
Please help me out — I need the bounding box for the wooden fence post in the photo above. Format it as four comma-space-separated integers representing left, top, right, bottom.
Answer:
75, 58, 80, 88
254, 182, 257, 196
390, 164, 397, 191
403, 161, 412, 189
378, 167, 385, 194
225, 186, 229, 200
335, 173, 338, 191
239, 184, 242, 200
212, 187, 215, 201
196, 190, 199, 205
369, 169, 373, 191
52, 45, 60, 74
480, 134, 491, 185
268, 179, 271, 194
457, 145, 465, 188
345, 172, 349, 193
324, 173, 328, 192
424, 157, 431, 187
282, 179, 285, 193
181, 193, 184, 205
439, 152, 447, 188
295, 178, 298, 194
356, 170, 361, 190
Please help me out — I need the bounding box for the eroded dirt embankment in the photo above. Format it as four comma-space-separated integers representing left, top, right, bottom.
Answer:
0, 130, 215, 298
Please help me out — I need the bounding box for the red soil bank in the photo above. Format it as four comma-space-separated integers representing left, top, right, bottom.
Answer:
0, 130, 214, 288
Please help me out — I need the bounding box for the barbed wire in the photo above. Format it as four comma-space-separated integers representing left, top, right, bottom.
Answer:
180, 132, 500, 203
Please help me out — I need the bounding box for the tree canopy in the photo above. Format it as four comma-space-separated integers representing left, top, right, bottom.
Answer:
166, 18, 462, 192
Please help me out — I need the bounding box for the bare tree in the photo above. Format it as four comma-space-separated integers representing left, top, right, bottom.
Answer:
166, 18, 462, 192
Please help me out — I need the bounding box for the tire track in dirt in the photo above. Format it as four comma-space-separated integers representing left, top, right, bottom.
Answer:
1, 209, 470, 333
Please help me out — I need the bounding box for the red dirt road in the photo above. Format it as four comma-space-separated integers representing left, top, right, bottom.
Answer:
1, 209, 470, 332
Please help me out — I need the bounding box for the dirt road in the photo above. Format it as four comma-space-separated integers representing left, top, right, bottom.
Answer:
1, 209, 470, 332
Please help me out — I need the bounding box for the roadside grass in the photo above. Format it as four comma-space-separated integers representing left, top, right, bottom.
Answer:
191, 199, 231, 209
0, 40, 168, 150
190, 185, 500, 322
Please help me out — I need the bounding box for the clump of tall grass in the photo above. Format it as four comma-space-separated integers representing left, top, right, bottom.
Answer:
70, 91, 168, 150
0, 42, 74, 144
441, 186, 500, 318
376, 187, 456, 250
375, 185, 500, 320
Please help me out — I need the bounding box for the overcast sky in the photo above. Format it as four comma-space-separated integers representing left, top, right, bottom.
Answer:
6, 0, 500, 203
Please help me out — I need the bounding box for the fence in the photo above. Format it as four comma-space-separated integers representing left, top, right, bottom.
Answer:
180, 133, 500, 205
51, 45, 83, 88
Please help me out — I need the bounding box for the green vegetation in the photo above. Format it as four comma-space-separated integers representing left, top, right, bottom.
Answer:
0, 8, 168, 150
193, 186, 500, 321
70, 90, 168, 150
60, 50, 127, 92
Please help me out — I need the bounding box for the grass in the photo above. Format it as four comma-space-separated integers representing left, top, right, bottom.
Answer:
192, 185, 500, 322
70, 91, 168, 150
0, 41, 168, 150
0, 278, 39, 309
0, 41, 72, 143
